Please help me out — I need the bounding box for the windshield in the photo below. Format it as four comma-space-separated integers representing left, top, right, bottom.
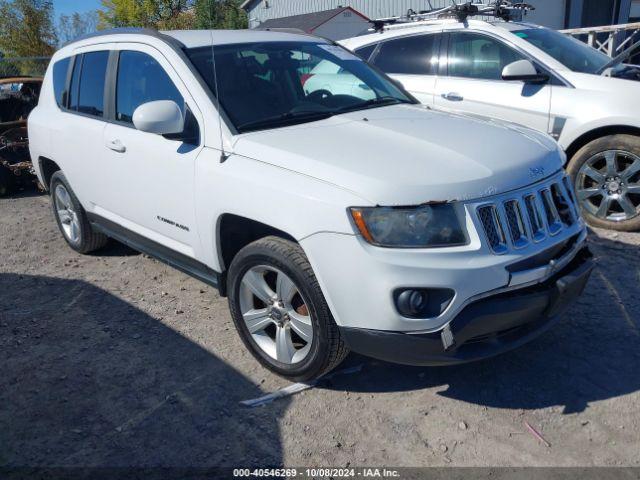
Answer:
513, 27, 611, 74
186, 41, 414, 133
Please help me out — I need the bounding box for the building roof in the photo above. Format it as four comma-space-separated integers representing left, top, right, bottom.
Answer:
256, 7, 369, 33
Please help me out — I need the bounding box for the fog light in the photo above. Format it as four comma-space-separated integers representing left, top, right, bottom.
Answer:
393, 288, 455, 319
396, 289, 428, 317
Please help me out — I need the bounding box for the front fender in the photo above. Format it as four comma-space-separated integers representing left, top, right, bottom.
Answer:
193, 147, 372, 271
558, 116, 640, 158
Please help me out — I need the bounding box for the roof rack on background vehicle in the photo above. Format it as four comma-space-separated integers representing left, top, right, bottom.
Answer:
370, 1, 535, 32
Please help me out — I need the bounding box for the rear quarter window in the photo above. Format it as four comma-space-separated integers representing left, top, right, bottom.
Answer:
52, 57, 71, 108
354, 44, 376, 62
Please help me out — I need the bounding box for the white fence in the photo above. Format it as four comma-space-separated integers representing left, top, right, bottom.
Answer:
561, 22, 640, 58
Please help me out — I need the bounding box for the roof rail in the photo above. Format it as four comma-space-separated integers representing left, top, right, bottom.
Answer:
370, 1, 534, 32
61, 27, 186, 50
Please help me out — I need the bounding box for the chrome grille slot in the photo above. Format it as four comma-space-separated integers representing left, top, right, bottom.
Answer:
524, 194, 545, 242
540, 189, 563, 235
551, 183, 575, 226
563, 176, 577, 206
477, 205, 507, 254
475, 174, 581, 254
504, 200, 528, 248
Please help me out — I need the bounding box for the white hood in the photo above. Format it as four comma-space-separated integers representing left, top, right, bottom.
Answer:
233, 104, 563, 205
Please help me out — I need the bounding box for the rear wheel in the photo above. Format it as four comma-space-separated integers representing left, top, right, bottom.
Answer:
227, 236, 348, 381
567, 135, 640, 231
50, 171, 108, 253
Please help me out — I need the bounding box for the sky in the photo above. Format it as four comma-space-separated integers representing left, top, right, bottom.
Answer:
53, 0, 102, 18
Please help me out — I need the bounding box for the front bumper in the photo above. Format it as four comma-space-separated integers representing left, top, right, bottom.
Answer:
339, 248, 594, 366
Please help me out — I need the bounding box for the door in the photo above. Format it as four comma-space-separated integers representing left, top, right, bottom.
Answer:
433, 31, 552, 134
369, 33, 442, 105
52, 49, 111, 205
98, 45, 203, 258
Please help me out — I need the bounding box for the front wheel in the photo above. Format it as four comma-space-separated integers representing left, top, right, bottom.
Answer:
567, 134, 640, 231
227, 236, 349, 382
50, 171, 108, 253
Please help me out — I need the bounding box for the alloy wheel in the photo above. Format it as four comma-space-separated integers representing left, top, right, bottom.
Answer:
576, 150, 640, 222
239, 265, 314, 364
54, 184, 81, 245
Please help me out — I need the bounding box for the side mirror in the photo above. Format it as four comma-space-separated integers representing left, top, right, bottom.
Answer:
502, 59, 549, 83
132, 100, 184, 135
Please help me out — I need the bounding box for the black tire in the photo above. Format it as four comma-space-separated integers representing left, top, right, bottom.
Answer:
0, 165, 14, 197
50, 171, 108, 254
567, 134, 640, 232
227, 236, 349, 382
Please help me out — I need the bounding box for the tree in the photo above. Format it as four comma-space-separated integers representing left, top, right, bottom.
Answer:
99, 0, 197, 30
98, 0, 247, 30
0, 0, 57, 57
195, 0, 247, 29
58, 11, 99, 44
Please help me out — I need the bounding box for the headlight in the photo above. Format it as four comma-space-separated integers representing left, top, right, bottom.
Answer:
349, 204, 467, 248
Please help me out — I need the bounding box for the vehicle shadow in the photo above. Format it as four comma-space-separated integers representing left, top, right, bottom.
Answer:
326, 232, 640, 414
1, 185, 43, 199
0, 273, 287, 470
92, 239, 141, 257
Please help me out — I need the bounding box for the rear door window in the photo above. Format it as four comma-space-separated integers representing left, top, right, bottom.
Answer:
76, 51, 109, 116
67, 55, 82, 111
115, 50, 184, 124
372, 34, 439, 75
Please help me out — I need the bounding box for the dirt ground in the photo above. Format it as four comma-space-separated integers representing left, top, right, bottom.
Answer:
1, 190, 640, 469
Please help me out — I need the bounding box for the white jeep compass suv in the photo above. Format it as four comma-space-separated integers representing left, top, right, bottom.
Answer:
341, 18, 640, 232
29, 28, 593, 380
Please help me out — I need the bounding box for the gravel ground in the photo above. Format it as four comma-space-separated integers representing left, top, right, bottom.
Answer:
1, 190, 639, 468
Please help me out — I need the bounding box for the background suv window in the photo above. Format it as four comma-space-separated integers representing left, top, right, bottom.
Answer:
74, 51, 109, 117
354, 44, 376, 62
116, 51, 184, 124
372, 35, 439, 75
448, 32, 525, 80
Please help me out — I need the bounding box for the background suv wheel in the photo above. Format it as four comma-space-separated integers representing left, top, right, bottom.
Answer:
568, 134, 640, 232
227, 236, 349, 382
50, 171, 108, 254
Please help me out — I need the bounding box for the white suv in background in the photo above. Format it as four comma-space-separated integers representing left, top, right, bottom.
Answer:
341, 19, 640, 231
29, 28, 592, 380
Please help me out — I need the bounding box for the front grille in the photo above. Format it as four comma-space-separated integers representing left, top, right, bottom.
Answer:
551, 183, 575, 226
563, 176, 577, 205
476, 175, 579, 254
524, 194, 545, 241
504, 200, 527, 248
477, 205, 507, 254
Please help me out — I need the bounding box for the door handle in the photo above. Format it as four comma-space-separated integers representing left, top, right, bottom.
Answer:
441, 92, 464, 102
106, 139, 126, 153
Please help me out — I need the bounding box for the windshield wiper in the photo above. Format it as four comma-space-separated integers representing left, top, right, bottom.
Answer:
336, 96, 412, 113
237, 110, 335, 133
